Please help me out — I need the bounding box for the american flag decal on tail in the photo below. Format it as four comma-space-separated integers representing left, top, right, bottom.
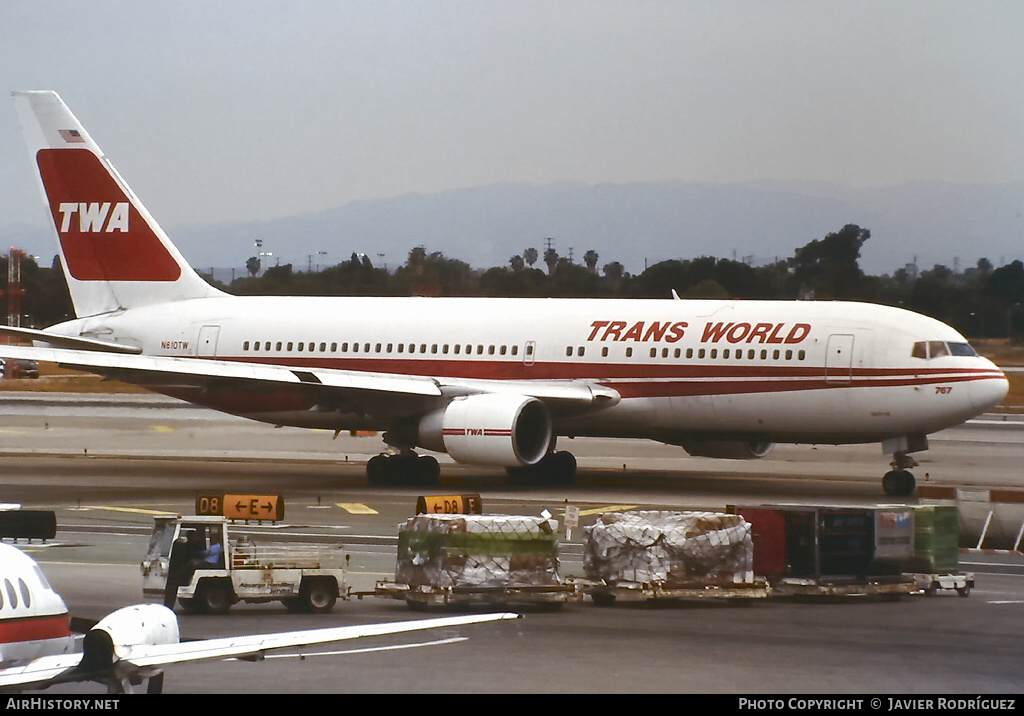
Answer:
58, 129, 85, 144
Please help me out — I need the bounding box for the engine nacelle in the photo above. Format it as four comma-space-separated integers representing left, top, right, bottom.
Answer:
418, 394, 552, 467
82, 604, 180, 669
680, 440, 774, 459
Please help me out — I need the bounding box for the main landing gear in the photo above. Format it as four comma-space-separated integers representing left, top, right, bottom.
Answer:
366, 451, 440, 487
506, 451, 577, 486
882, 451, 917, 497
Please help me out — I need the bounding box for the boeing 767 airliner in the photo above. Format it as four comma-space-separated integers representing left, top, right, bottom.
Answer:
3, 91, 1009, 496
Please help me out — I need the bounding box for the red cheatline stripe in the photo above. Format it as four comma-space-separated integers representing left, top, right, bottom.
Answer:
219, 354, 1004, 382
0, 614, 71, 644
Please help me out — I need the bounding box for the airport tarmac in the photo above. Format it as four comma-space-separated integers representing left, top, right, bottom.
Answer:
2, 393, 1023, 693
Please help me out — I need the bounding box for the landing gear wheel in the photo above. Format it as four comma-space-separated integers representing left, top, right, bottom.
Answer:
366, 455, 389, 486
882, 470, 915, 497
416, 455, 441, 487
366, 453, 441, 486
549, 451, 577, 485
507, 451, 577, 486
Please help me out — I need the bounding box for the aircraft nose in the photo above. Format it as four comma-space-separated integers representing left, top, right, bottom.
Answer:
970, 364, 1009, 413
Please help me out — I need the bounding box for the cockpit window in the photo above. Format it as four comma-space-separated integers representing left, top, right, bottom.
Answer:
912, 340, 978, 359
949, 342, 977, 357
33, 566, 51, 591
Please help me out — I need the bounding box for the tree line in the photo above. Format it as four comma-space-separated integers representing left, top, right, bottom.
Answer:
4, 224, 1024, 340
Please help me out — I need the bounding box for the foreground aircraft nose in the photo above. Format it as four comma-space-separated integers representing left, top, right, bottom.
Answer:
969, 365, 1010, 413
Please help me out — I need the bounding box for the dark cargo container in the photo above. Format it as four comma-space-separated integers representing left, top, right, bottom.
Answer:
732, 505, 914, 582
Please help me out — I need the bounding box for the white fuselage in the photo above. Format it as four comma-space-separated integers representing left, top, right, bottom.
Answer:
54, 296, 1008, 447
0, 545, 74, 667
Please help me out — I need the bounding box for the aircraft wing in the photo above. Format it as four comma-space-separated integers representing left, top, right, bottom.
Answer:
0, 654, 84, 691
0, 612, 520, 691
0, 344, 618, 410
120, 612, 519, 667
0, 325, 143, 354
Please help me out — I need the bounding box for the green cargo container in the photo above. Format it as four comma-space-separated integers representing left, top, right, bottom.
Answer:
906, 505, 959, 574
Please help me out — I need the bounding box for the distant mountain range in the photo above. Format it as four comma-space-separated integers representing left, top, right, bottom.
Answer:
5, 179, 1022, 278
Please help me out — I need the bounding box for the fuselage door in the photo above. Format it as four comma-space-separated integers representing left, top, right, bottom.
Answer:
197, 325, 220, 358
825, 333, 854, 385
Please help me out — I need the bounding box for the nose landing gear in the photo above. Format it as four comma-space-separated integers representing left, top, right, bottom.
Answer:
882, 451, 917, 497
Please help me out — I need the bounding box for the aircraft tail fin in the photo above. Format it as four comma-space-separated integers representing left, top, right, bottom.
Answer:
12, 91, 224, 317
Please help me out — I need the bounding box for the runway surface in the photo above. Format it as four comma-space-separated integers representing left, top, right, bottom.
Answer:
1, 392, 1023, 694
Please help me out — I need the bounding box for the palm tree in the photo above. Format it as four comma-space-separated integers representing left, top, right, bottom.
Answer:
584, 250, 599, 274
523, 247, 538, 268
543, 248, 559, 275
603, 261, 624, 293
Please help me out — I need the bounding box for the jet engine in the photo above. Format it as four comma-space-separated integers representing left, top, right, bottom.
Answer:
80, 604, 179, 671
418, 394, 552, 467
679, 440, 774, 459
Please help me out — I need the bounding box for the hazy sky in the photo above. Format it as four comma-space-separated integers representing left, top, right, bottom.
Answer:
2, 1, 1022, 239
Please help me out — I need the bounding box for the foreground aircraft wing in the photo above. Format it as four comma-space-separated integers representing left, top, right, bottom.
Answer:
0, 654, 84, 691
119, 612, 519, 667
0, 344, 442, 401
0, 611, 520, 692
0, 344, 618, 409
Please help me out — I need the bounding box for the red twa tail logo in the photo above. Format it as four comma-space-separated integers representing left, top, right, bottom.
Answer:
36, 148, 181, 282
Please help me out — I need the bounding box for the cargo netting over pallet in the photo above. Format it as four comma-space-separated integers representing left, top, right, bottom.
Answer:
396, 514, 561, 589
583, 511, 754, 586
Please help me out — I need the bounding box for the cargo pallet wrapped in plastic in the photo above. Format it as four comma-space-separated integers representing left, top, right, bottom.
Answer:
379, 513, 579, 606
582, 511, 767, 604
